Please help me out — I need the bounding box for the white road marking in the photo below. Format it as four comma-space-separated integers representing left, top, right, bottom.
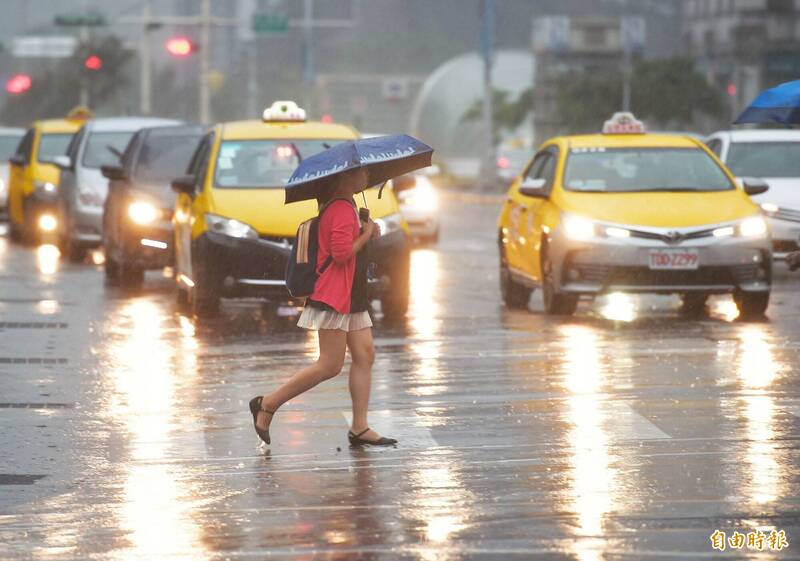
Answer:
609, 402, 672, 440
341, 409, 438, 447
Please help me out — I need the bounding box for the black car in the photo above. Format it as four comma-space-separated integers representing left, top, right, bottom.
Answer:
101, 125, 204, 288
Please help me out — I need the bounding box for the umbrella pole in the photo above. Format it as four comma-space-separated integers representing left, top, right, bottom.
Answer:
361, 191, 368, 208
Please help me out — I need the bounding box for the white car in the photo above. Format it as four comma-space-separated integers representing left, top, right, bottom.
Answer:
706, 130, 800, 259
0, 127, 25, 218
395, 167, 440, 244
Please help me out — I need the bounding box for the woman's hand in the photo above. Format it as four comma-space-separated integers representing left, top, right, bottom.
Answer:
361, 219, 378, 239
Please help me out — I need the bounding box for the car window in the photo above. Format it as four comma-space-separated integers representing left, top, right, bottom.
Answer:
16, 129, 34, 162
214, 139, 344, 189
0, 133, 23, 160
525, 153, 549, 179
726, 141, 800, 177
134, 132, 204, 185
563, 148, 732, 193
82, 131, 136, 169
37, 133, 74, 163
66, 126, 86, 161
536, 151, 557, 184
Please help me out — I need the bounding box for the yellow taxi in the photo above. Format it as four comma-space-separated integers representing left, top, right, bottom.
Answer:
7, 107, 90, 242
498, 112, 772, 318
172, 101, 411, 318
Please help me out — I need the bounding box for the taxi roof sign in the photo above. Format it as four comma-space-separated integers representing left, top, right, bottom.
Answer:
66, 105, 93, 122
262, 101, 307, 123
602, 112, 645, 134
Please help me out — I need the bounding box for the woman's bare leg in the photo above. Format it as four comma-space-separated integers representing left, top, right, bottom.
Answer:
347, 327, 382, 439
257, 329, 347, 430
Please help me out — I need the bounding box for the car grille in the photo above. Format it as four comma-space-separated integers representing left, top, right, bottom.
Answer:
572, 264, 761, 287
627, 227, 716, 244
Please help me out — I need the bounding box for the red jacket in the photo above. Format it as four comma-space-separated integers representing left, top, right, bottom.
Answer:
311, 199, 360, 314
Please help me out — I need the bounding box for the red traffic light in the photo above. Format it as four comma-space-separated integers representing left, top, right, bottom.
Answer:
166, 37, 194, 57
6, 74, 32, 94
84, 55, 102, 71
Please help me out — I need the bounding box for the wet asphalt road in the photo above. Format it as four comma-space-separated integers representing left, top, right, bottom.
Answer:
1, 196, 800, 560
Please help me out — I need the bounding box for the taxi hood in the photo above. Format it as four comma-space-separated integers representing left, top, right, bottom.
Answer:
208, 185, 401, 237
559, 189, 759, 228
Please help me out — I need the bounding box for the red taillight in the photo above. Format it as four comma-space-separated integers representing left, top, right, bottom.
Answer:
497, 156, 510, 169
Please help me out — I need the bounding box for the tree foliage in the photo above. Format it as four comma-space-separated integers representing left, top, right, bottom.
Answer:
461, 88, 534, 143
0, 36, 133, 126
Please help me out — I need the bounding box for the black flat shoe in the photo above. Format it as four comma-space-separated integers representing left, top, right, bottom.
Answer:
348, 428, 397, 446
249, 396, 275, 445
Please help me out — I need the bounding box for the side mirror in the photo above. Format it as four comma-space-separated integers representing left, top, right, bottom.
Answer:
392, 174, 416, 193
9, 154, 24, 167
740, 177, 769, 196
101, 165, 127, 181
171, 175, 196, 196
53, 155, 72, 170
519, 177, 547, 198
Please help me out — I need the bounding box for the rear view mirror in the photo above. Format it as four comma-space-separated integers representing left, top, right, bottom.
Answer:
519, 177, 547, 198
740, 177, 769, 196
171, 175, 196, 196
101, 165, 127, 181
9, 154, 24, 167
392, 175, 416, 193
53, 155, 72, 170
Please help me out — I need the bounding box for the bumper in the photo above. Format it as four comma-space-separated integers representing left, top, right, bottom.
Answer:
195, 228, 409, 301
119, 222, 174, 270
68, 205, 103, 246
766, 215, 800, 259
549, 230, 771, 295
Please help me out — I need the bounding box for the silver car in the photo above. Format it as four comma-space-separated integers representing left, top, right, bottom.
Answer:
0, 127, 25, 218
54, 117, 179, 261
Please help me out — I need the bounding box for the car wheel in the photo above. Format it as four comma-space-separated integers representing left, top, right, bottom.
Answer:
119, 263, 144, 289
734, 290, 769, 319
380, 251, 410, 321
104, 257, 120, 285
680, 293, 708, 316
542, 253, 577, 316
176, 285, 190, 308
66, 242, 87, 263
499, 247, 531, 309
8, 219, 21, 242
191, 257, 221, 318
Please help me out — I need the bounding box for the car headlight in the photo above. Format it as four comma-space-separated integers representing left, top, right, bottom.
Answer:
562, 214, 596, 240
400, 177, 438, 209
761, 202, 779, 214
78, 187, 103, 208
205, 213, 258, 239
374, 212, 403, 236
739, 216, 768, 237
128, 201, 158, 225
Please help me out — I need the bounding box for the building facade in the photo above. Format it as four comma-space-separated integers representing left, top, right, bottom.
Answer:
682, 0, 800, 116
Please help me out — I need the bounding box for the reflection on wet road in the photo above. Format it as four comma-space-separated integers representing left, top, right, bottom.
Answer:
1, 199, 799, 559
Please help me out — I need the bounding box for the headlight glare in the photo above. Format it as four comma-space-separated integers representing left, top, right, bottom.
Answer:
374, 212, 403, 236
739, 216, 768, 237
760, 202, 779, 214
605, 226, 630, 238
128, 201, 158, 225
562, 215, 595, 240
205, 213, 258, 239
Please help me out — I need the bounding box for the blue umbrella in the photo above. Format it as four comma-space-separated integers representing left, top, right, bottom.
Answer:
284, 134, 433, 204
735, 79, 800, 125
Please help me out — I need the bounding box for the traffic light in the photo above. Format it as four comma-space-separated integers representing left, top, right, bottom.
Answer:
166, 37, 194, 57
84, 55, 102, 71
6, 74, 32, 94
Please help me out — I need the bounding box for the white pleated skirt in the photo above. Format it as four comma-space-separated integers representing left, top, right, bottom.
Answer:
297, 306, 372, 332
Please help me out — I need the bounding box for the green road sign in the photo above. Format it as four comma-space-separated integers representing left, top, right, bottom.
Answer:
252, 12, 290, 34
54, 12, 107, 27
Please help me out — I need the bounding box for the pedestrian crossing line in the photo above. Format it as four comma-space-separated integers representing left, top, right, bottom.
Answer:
611, 402, 672, 440
341, 409, 438, 448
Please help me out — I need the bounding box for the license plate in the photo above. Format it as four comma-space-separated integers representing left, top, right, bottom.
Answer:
648, 249, 699, 270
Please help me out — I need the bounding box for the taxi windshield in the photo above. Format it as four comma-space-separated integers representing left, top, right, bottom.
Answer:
214, 139, 342, 188
564, 148, 732, 193
37, 133, 74, 163
726, 141, 800, 178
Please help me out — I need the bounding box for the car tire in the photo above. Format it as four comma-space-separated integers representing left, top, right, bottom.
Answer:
176, 285, 190, 308
8, 219, 22, 242
734, 290, 769, 319
380, 251, 410, 321
191, 256, 221, 318
104, 257, 120, 285
680, 293, 708, 316
499, 253, 532, 309
119, 263, 144, 289
542, 252, 577, 316
66, 242, 87, 263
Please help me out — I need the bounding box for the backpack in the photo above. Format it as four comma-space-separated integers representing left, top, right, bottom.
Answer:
285, 201, 339, 298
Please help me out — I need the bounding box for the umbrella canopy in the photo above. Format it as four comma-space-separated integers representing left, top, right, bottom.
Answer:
285, 134, 433, 204
735, 79, 800, 125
